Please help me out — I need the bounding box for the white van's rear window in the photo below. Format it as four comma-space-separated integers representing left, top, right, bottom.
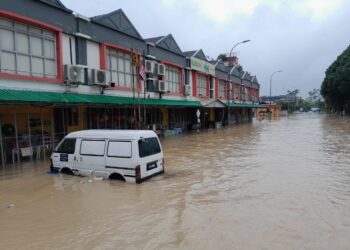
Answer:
107, 141, 132, 158
80, 140, 105, 156
138, 137, 161, 158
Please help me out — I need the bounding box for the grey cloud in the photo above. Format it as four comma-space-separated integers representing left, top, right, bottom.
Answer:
62, 0, 350, 97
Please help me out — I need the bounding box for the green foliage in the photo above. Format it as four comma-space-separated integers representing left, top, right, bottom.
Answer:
217, 54, 228, 61
302, 88, 324, 111
321, 45, 350, 114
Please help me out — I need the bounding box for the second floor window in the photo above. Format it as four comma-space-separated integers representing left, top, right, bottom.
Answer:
165, 66, 180, 93
197, 74, 207, 97
234, 86, 240, 99
0, 17, 57, 78
106, 48, 137, 88
218, 80, 226, 99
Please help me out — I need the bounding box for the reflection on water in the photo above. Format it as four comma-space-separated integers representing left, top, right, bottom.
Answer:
1, 114, 350, 249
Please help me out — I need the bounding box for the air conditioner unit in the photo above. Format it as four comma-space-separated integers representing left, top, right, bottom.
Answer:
64, 65, 85, 84
146, 78, 157, 92
158, 80, 167, 92
157, 63, 165, 76
184, 85, 191, 96
145, 60, 155, 73
91, 69, 107, 86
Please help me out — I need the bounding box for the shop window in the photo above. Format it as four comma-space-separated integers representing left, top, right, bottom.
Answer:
165, 65, 180, 93
0, 17, 57, 78
197, 74, 207, 97
64, 107, 78, 127
106, 48, 137, 88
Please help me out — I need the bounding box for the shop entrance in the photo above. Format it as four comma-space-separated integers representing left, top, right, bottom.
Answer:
0, 106, 54, 166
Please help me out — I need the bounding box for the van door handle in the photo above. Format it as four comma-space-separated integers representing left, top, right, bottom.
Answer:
79, 157, 82, 162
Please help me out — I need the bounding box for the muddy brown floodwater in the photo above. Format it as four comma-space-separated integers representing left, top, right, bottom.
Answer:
1, 113, 350, 250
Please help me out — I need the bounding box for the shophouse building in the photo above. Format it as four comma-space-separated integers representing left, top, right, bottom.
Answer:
0, 0, 261, 166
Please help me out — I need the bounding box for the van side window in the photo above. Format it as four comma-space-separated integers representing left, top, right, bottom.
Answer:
55, 138, 76, 154
80, 140, 105, 156
138, 137, 161, 158
107, 141, 132, 158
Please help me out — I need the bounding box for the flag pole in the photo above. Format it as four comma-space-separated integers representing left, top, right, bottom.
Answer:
136, 53, 141, 129
143, 51, 147, 128
131, 48, 136, 128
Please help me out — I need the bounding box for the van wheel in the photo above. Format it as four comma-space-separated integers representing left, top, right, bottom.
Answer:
61, 168, 74, 175
109, 173, 126, 182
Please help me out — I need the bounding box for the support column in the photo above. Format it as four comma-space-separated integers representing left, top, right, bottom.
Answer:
14, 113, 20, 164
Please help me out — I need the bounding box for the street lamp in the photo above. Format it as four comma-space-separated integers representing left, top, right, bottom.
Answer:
227, 39, 250, 127
269, 70, 282, 107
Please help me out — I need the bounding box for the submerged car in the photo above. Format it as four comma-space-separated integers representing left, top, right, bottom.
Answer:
51, 130, 164, 183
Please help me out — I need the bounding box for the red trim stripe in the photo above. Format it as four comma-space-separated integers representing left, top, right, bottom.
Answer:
0, 9, 62, 32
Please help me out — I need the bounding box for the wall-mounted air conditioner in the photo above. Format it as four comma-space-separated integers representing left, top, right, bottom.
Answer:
91, 69, 107, 86
146, 78, 157, 92
157, 63, 165, 76
184, 85, 191, 96
158, 80, 167, 92
146, 79, 168, 93
145, 60, 155, 73
64, 65, 85, 84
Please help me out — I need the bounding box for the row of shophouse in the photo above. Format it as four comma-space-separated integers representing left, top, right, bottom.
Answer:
0, 0, 262, 166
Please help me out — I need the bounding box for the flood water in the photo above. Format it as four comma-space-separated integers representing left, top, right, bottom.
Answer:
1, 113, 350, 250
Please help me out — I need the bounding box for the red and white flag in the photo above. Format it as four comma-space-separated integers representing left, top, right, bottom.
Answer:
139, 58, 146, 81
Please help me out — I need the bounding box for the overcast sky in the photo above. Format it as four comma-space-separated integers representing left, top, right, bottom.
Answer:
62, 0, 350, 97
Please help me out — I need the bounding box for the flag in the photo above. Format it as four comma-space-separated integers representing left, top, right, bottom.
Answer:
139, 57, 146, 81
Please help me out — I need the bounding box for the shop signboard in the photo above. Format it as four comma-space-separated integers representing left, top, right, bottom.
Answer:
190, 57, 215, 76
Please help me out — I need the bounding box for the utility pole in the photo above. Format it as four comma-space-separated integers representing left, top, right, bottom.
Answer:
227, 40, 250, 127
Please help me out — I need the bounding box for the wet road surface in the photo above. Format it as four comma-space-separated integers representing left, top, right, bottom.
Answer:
1, 113, 350, 249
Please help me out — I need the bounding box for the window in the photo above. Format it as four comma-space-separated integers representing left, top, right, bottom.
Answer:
80, 140, 105, 156
218, 80, 226, 99
138, 137, 161, 158
234, 86, 240, 99
0, 17, 57, 78
107, 141, 132, 158
106, 48, 137, 88
55, 138, 76, 154
197, 74, 207, 97
165, 65, 180, 93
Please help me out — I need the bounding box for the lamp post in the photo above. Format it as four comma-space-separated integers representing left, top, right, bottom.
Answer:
269, 70, 282, 107
227, 40, 250, 127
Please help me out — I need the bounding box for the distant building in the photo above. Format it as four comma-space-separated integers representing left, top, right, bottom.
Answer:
260, 94, 302, 105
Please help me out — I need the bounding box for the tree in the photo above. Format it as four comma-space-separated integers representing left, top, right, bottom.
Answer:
283, 89, 300, 112
217, 54, 228, 61
301, 89, 324, 111
321, 45, 350, 114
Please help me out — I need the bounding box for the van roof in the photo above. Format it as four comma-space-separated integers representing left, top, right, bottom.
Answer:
65, 130, 158, 140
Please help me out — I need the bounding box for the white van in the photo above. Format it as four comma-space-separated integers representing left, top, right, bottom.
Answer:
50, 130, 164, 183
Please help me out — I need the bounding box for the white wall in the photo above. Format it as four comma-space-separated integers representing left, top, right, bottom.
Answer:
62, 34, 76, 65
188, 70, 193, 86
86, 41, 100, 69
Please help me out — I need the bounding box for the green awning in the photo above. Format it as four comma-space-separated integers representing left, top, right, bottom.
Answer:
229, 103, 265, 108
0, 89, 201, 107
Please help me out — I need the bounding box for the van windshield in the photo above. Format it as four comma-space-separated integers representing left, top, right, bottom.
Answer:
138, 137, 161, 158
55, 138, 76, 154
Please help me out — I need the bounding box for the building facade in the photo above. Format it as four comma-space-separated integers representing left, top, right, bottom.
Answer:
0, 0, 261, 166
